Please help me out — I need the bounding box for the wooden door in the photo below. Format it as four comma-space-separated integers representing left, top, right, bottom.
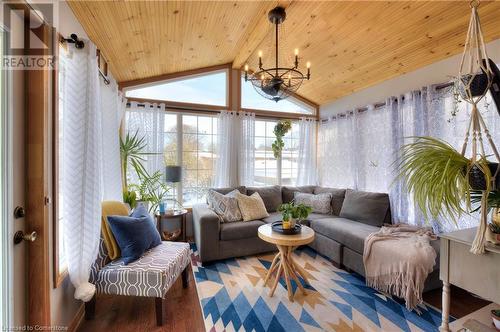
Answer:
6, 4, 52, 327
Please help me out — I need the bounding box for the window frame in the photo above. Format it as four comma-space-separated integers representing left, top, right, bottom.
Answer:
121, 63, 232, 111
53, 39, 68, 288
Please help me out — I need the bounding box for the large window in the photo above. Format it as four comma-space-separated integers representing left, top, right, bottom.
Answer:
125, 111, 217, 207
254, 120, 299, 186
181, 115, 218, 206
125, 70, 228, 107
241, 76, 315, 115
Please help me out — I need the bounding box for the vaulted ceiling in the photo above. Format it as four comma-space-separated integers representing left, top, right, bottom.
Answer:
68, 1, 500, 105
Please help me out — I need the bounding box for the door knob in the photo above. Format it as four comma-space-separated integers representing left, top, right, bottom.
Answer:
13, 230, 37, 244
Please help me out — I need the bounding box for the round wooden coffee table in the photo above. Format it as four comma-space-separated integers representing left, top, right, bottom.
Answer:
258, 224, 315, 301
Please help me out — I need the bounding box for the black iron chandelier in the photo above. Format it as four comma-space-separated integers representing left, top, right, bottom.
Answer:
244, 6, 311, 102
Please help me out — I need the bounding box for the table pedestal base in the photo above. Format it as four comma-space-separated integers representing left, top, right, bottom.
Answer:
264, 245, 310, 301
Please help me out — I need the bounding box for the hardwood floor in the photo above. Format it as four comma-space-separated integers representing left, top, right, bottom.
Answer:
423, 284, 490, 319
77, 267, 490, 332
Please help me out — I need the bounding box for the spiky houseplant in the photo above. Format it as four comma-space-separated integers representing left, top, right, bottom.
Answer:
396, 136, 492, 223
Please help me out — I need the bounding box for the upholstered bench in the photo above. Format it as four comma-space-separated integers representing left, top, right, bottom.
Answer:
87, 236, 191, 325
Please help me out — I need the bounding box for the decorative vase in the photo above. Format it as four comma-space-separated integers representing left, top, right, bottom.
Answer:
282, 219, 291, 230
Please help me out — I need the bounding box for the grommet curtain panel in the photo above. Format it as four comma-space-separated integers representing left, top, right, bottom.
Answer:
318, 84, 500, 233
296, 118, 318, 186
125, 101, 166, 186
213, 111, 255, 187
60, 42, 123, 302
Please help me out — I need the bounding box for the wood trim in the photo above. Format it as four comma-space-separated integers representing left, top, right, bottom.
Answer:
126, 97, 228, 112
52, 32, 67, 288
68, 304, 85, 332
26, 20, 51, 325
118, 63, 232, 90
241, 108, 317, 121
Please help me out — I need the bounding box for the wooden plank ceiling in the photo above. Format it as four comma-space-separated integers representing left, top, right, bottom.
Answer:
68, 1, 500, 105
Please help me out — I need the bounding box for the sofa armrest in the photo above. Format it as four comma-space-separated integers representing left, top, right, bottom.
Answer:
192, 204, 221, 262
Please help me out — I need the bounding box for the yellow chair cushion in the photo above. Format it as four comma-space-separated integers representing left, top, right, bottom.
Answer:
101, 201, 129, 260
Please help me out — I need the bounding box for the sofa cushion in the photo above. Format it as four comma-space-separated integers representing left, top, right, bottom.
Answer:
294, 192, 332, 214
220, 220, 265, 241
207, 189, 242, 223
310, 217, 379, 254
107, 205, 162, 265
209, 186, 246, 197
313, 187, 346, 215
281, 186, 316, 203
262, 211, 330, 224
235, 192, 269, 221
262, 212, 283, 224
339, 189, 390, 227
246, 185, 282, 212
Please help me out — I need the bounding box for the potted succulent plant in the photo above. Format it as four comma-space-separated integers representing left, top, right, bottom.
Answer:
278, 202, 313, 229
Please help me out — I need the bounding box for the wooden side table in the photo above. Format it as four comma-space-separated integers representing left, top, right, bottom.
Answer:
258, 224, 315, 302
156, 209, 188, 242
439, 227, 500, 332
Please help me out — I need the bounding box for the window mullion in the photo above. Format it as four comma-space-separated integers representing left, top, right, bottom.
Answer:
176, 114, 183, 205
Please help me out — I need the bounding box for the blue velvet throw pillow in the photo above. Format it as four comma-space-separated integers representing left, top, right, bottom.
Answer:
107, 205, 162, 265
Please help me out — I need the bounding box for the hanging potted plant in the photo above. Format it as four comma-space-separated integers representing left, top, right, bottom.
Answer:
272, 120, 292, 159
397, 1, 499, 254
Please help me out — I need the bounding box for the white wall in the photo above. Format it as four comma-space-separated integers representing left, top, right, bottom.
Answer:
320, 38, 500, 118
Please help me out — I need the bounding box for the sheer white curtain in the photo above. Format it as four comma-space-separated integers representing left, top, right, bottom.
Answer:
213, 111, 239, 187
61, 43, 103, 301
100, 77, 124, 200
239, 112, 256, 186
319, 83, 500, 233
318, 114, 356, 188
213, 111, 255, 187
296, 118, 318, 185
125, 102, 166, 184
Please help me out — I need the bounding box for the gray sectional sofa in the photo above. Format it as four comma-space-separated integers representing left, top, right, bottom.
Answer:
192, 185, 441, 290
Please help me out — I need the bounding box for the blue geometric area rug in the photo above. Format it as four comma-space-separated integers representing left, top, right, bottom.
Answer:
190, 244, 446, 332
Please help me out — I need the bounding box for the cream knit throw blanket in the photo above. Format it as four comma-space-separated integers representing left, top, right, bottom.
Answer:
363, 224, 437, 311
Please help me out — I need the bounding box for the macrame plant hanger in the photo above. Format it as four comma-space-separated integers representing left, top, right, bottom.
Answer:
458, 0, 500, 254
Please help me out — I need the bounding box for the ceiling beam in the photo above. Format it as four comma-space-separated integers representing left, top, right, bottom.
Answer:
232, 1, 293, 69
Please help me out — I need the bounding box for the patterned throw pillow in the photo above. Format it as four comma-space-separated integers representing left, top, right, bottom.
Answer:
294, 192, 333, 214
207, 189, 242, 223
235, 192, 269, 222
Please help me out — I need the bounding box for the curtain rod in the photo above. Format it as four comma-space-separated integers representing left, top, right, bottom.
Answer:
126, 103, 318, 121
320, 81, 454, 123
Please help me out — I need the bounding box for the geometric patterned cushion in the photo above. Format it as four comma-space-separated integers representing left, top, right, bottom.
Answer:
207, 189, 242, 223
92, 241, 190, 298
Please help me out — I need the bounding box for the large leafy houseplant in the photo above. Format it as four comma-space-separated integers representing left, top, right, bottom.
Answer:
120, 131, 169, 212
129, 164, 170, 213
397, 137, 492, 222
